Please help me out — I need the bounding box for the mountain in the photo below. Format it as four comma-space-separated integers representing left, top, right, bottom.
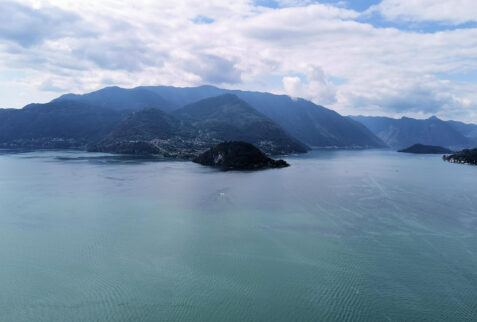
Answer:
91, 94, 309, 157
0, 85, 385, 152
447, 120, 477, 143
398, 144, 453, 154
0, 100, 126, 149
350, 115, 473, 150
53, 86, 176, 113
55, 85, 385, 148
145, 85, 386, 148
100, 108, 193, 141
225, 91, 385, 148
173, 94, 309, 154
88, 108, 202, 157
144, 85, 226, 107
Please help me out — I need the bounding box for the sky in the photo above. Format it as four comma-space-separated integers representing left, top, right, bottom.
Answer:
1, 0, 477, 122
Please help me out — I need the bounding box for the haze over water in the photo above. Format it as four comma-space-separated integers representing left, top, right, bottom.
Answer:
1, 149, 476, 321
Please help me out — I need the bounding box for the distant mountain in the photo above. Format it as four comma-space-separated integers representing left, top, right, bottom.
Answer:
0, 100, 126, 149
350, 115, 473, 150
173, 94, 309, 154
398, 144, 453, 154
54, 86, 176, 113
447, 120, 477, 142
55, 85, 385, 148
91, 94, 309, 157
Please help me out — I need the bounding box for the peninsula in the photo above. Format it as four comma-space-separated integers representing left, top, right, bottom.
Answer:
398, 144, 453, 154
443, 148, 477, 165
193, 141, 289, 170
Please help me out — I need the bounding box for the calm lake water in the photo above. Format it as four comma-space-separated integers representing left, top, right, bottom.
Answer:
1, 149, 476, 321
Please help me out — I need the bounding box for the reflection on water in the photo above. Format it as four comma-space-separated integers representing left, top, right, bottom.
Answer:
0, 149, 477, 321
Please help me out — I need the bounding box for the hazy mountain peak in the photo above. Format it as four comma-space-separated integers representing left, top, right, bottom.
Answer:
53, 86, 176, 112
351, 115, 474, 150
427, 115, 440, 121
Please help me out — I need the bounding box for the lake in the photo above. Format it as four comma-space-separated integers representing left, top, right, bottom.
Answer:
1, 149, 476, 321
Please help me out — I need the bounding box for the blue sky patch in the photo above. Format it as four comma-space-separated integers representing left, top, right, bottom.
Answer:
192, 15, 215, 24
329, 76, 347, 86
437, 70, 477, 83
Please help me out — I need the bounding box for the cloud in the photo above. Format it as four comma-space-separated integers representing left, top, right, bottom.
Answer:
72, 39, 157, 72
0, 1, 92, 47
185, 54, 242, 84
369, 0, 477, 25
338, 74, 477, 121
282, 67, 337, 105
343, 79, 462, 113
39, 78, 67, 92
0, 0, 476, 122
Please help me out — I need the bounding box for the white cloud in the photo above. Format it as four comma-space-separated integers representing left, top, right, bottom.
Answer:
0, 0, 476, 122
0, 1, 92, 47
282, 67, 337, 105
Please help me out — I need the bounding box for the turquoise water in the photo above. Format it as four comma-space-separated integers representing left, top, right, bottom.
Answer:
1, 149, 477, 321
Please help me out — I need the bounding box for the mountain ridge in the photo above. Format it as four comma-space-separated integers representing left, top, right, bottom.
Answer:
54, 86, 177, 112
172, 94, 309, 154
0, 100, 128, 149
90, 94, 310, 157
350, 115, 474, 150
54, 85, 385, 148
